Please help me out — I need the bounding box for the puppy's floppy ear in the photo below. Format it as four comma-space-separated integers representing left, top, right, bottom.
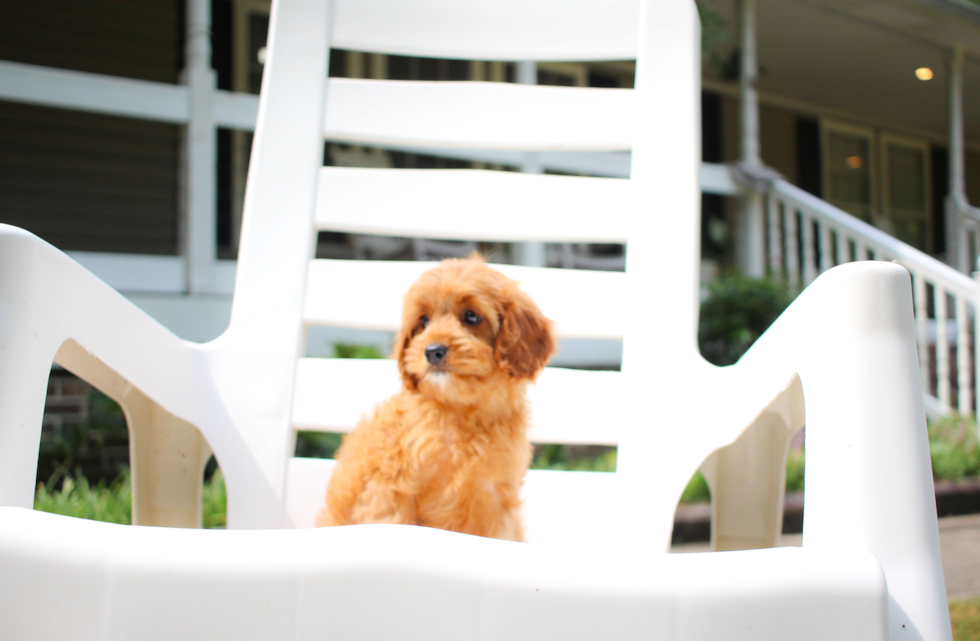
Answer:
494, 288, 555, 380
391, 318, 418, 390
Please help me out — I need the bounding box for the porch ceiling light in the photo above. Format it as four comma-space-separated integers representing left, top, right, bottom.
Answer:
915, 67, 933, 81
846, 156, 863, 169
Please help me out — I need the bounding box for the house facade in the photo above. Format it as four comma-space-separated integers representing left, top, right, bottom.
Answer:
1, 0, 979, 357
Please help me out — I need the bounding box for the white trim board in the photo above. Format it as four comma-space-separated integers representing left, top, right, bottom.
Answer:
0, 60, 259, 129
66, 252, 238, 296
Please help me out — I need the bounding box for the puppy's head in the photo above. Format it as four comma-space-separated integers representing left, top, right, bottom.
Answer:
392, 257, 555, 406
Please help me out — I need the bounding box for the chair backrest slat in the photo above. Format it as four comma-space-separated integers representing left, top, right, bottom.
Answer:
332, 0, 641, 61
324, 79, 635, 151
303, 259, 627, 339
292, 358, 625, 446
315, 167, 631, 243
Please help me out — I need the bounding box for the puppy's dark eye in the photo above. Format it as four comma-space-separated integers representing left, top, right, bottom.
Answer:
462, 310, 482, 326
419, 315, 429, 329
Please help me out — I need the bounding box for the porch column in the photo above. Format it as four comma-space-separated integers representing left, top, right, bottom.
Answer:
180, 0, 218, 293
513, 61, 547, 268
735, 0, 766, 277
946, 45, 968, 273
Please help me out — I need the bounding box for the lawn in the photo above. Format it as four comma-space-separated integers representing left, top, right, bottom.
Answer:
34, 468, 228, 529
952, 597, 980, 641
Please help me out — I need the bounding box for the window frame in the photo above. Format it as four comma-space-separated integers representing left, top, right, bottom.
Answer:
820, 118, 878, 223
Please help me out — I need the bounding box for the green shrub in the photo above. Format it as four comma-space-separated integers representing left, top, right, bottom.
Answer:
699, 272, 795, 366
295, 431, 345, 459
531, 444, 616, 472
680, 470, 711, 504
785, 446, 805, 493
333, 343, 384, 359
202, 470, 228, 528
929, 414, 980, 482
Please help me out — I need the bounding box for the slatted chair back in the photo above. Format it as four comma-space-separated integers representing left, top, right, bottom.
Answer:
220, 0, 703, 546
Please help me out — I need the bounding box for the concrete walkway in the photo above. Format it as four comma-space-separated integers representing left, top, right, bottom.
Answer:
672, 514, 980, 601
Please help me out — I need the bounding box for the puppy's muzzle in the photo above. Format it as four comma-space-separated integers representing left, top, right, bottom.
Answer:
425, 344, 448, 365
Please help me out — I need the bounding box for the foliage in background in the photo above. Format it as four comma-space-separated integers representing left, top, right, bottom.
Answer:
34, 468, 228, 529
929, 414, 980, 482
202, 470, 228, 528
951, 597, 980, 641
531, 444, 616, 473
37, 389, 129, 485
785, 446, 805, 493
34, 469, 131, 525
332, 342, 384, 360
295, 431, 345, 460
681, 470, 711, 504
699, 271, 795, 366
695, 1, 731, 71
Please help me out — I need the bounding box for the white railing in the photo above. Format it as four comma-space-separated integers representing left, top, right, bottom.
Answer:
767, 179, 978, 418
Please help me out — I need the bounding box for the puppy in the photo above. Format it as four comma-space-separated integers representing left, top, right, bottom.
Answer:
316, 257, 555, 541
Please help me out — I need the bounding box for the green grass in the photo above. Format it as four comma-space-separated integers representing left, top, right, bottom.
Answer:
951, 597, 980, 641
531, 444, 617, 472
34, 468, 228, 528
930, 414, 980, 482
34, 470, 132, 525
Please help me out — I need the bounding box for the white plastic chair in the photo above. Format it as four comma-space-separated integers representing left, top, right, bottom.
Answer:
0, 0, 951, 639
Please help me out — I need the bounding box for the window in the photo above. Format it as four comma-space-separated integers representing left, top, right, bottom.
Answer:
821, 121, 875, 223
881, 134, 931, 252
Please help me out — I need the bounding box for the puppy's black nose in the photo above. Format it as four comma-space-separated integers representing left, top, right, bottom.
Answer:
425, 344, 448, 365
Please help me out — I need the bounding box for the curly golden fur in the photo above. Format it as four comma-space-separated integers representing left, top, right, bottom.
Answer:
316, 257, 555, 541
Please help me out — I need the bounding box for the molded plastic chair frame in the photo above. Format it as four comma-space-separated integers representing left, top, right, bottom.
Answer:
0, 0, 952, 638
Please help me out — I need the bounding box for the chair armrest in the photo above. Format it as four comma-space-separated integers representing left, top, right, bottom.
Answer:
718, 261, 947, 641
0, 225, 215, 508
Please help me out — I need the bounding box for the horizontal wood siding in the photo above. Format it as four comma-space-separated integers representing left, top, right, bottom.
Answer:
967, 150, 980, 206
759, 105, 797, 184
0, 101, 179, 255
0, 0, 180, 83
0, 0, 182, 255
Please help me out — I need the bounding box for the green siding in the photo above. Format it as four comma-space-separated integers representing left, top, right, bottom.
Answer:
0, 0, 182, 255
0, 0, 180, 83
0, 101, 179, 255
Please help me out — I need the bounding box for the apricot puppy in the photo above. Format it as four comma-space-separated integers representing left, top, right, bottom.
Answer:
317, 257, 555, 541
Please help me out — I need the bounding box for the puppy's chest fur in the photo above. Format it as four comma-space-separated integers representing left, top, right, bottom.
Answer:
321, 389, 532, 541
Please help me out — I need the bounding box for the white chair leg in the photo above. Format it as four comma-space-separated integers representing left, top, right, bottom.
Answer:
702, 412, 795, 551
700, 374, 804, 551
55, 340, 212, 528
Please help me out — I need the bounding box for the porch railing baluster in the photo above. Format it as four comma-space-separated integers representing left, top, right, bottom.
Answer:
818, 220, 832, 274
855, 240, 868, 262
957, 296, 972, 415
785, 205, 799, 288
937, 287, 951, 409
766, 194, 783, 275
801, 211, 816, 285
836, 231, 848, 268
914, 274, 931, 395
